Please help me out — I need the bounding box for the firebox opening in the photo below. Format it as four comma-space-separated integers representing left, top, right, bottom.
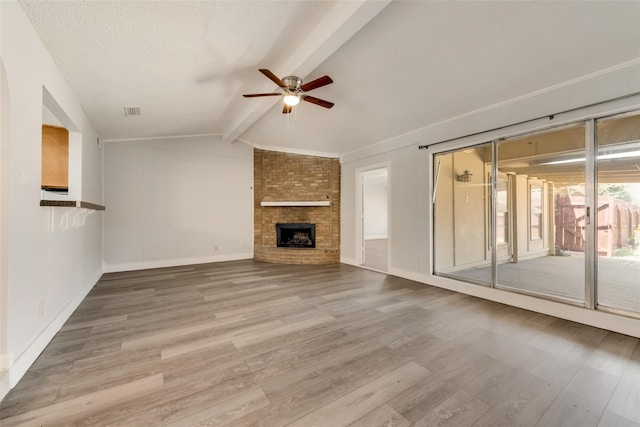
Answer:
276, 223, 316, 248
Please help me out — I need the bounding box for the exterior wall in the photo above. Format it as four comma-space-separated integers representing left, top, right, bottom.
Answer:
434, 150, 555, 273
452, 151, 488, 268
433, 150, 489, 272
103, 136, 254, 272
254, 149, 340, 264
363, 178, 388, 239
0, 1, 104, 397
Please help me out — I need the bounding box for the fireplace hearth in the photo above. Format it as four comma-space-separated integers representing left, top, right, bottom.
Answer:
277, 223, 316, 248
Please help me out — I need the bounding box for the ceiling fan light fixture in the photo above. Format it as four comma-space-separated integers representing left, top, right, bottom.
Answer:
283, 93, 300, 107
244, 69, 334, 113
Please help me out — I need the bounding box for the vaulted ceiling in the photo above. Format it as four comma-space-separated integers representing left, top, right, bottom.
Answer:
19, 1, 640, 155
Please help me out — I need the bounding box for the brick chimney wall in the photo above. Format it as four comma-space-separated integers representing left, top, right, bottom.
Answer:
254, 149, 340, 264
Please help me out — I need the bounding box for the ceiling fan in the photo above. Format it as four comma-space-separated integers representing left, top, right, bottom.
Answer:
243, 69, 334, 114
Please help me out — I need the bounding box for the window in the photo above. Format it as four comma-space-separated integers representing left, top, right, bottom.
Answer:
529, 184, 543, 241
496, 176, 509, 244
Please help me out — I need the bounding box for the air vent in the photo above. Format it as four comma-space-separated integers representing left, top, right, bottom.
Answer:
123, 106, 140, 116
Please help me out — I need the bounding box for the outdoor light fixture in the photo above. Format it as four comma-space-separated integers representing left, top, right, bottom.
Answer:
456, 170, 473, 182
283, 92, 300, 107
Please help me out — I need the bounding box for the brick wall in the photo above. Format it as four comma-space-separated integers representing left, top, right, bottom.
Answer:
254, 149, 340, 264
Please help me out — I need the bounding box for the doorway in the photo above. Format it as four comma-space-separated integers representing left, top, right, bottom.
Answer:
360, 167, 389, 272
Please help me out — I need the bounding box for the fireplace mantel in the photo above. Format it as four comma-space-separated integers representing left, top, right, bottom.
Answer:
260, 201, 331, 207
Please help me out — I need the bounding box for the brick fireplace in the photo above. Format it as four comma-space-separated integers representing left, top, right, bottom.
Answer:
254, 149, 340, 264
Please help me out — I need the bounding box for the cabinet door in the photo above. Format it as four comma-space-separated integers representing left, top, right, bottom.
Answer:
41, 124, 69, 189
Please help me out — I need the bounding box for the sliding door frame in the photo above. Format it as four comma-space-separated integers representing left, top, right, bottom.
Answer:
592, 110, 640, 320
427, 105, 640, 318
584, 118, 597, 309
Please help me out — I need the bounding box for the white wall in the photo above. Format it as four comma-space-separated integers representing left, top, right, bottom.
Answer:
103, 135, 253, 272
0, 1, 104, 398
341, 59, 640, 338
0, 57, 11, 400
363, 172, 388, 239
344, 146, 422, 273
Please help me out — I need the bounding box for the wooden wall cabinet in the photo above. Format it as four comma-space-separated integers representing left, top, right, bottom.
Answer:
41, 124, 69, 190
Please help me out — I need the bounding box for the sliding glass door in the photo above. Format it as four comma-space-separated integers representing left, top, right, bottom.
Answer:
433, 143, 492, 285
431, 108, 640, 318
495, 125, 586, 304
596, 113, 640, 316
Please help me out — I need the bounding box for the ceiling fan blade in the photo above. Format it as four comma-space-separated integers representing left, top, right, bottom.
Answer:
282, 104, 293, 114
259, 69, 286, 88
300, 75, 333, 92
303, 95, 334, 109
243, 93, 282, 98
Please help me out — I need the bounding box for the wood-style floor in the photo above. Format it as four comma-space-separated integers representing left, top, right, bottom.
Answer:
1, 260, 639, 426
363, 238, 388, 272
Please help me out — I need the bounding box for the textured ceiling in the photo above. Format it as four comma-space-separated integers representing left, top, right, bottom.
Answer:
18, 0, 352, 139
19, 1, 640, 155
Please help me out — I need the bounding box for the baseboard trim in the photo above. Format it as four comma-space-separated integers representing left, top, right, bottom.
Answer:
364, 235, 388, 241
387, 267, 640, 339
0, 353, 8, 370
103, 252, 254, 273
8, 269, 103, 388
340, 256, 358, 267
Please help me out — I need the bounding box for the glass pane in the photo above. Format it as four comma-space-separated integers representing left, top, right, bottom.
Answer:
496, 125, 586, 303
596, 113, 640, 314
433, 144, 492, 285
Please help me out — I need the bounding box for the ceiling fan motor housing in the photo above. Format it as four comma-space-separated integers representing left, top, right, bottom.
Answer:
243, 69, 334, 111
283, 76, 302, 91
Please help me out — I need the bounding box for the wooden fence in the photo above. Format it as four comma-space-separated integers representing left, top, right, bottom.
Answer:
555, 194, 640, 256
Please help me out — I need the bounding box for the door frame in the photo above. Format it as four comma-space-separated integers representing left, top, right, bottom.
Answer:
0, 58, 11, 379
355, 163, 390, 271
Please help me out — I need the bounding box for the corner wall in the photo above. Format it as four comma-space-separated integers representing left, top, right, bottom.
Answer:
254, 149, 340, 264
102, 136, 254, 272
0, 1, 104, 397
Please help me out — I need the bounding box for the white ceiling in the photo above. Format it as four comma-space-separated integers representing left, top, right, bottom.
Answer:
19, 1, 640, 155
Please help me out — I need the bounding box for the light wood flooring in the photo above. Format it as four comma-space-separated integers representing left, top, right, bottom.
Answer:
363, 238, 388, 272
1, 260, 639, 426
